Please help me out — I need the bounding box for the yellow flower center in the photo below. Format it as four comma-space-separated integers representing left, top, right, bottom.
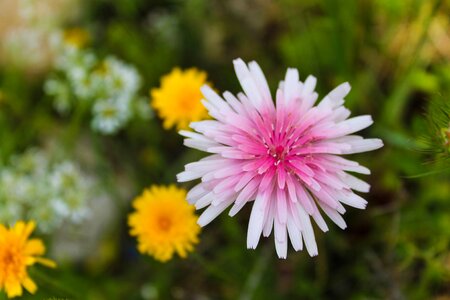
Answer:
179, 93, 196, 112
102, 107, 118, 117
157, 215, 172, 232
0, 246, 24, 277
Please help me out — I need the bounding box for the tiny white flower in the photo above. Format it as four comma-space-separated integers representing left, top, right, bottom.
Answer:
91, 97, 131, 135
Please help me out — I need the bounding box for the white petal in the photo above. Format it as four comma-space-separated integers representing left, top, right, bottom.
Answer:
284, 68, 299, 104
343, 164, 371, 174
186, 183, 208, 203
247, 193, 267, 249
339, 173, 371, 193
223, 91, 245, 114
185, 160, 226, 174
233, 58, 263, 108
233, 58, 250, 85
295, 184, 315, 215
318, 95, 342, 110
213, 175, 241, 194
179, 130, 208, 140
328, 82, 351, 100
248, 61, 272, 103
229, 199, 249, 217
177, 171, 201, 182
312, 208, 329, 232
241, 77, 263, 108
184, 139, 218, 152
296, 203, 318, 256
287, 216, 303, 251
235, 172, 257, 192
302, 75, 317, 95
263, 195, 276, 237
190, 120, 221, 133
234, 179, 259, 206
342, 138, 384, 154
336, 202, 346, 214
319, 203, 347, 229
274, 218, 288, 259
195, 192, 215, 209
229, 184, 257, 215
339, 192, 368, 209
337, 115, 374, 136
213, 165, 242, 179
332, 107, 351, 122
201, 85, 232, 113
276, 188, 288, 224
319, 82, 350, 110
197, 199, 233, 227
180, 130, 219, 151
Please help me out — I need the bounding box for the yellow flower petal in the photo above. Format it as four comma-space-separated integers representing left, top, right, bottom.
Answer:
5, 280, 23, 298
23, 221, 36, 239
35, 257, 57, 268
24, 239, 45, 256
12, 221, 25, 236
22, 277, 37, 294
25, 256, 37, 266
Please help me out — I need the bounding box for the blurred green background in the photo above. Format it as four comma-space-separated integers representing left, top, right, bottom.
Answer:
0, 0, 449, 299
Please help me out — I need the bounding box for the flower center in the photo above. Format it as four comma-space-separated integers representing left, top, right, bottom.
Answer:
157, 216, 172, 232
2, 250, 13, 264
269, 144, 288, 166
0, 248, 23, 275
102, 107, 118, 117
179, 90, 197, 112
275, 145, 285, 157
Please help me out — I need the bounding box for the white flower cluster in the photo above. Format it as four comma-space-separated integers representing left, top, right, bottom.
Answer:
0, 149, 95, 233
44, 38, 152, 134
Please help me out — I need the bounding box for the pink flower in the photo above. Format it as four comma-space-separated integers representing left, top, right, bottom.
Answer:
177, 59, 383, 258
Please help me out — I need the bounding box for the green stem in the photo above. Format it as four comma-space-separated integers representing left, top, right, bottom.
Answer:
238, 244, 272, 300
31, 268, 79, 298
64, 100, 90, 152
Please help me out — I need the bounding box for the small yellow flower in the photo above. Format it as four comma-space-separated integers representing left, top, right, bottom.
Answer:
151, 68, 209, 130
0, 221, 56, 298
128, 185, 200, 262
63, 28, 89, 48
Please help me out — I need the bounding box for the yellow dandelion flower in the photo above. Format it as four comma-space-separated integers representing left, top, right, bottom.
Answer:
128, 185, 200, 262
0, 221, 56, 298
151, 68, 209, 130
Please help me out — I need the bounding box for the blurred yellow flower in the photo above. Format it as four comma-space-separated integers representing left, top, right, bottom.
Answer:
63, 28, 89, 48
151, 68, 209, 130
0, 221, 56, 298
128, 185, 200, 262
